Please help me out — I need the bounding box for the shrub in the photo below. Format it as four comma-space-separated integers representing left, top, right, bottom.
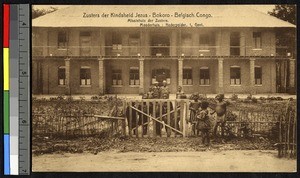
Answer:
251, 97, 258, 103
198, 94, 207, 100
91, 96, 99, 100
246, 94, 252, 100
276, 97, 283, 101
230, 93, 239, 101
259, 97, 266, 101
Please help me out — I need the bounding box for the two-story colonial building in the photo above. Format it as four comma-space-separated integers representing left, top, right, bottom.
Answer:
32, 5, 296, 95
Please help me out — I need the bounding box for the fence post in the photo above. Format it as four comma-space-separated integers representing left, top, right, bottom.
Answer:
122, 100, 127, 136
159, 101, 163, 137
152, 101, 157, 137
129, 101, 132, 137
185, 100, 189, 137
174, 100, 178, 132
180, 100, 186, 137
141, 102, 144, 138
135, 100, 139, 138
167, 100, 171, 137
293, 112, 296, 158
146, 101, 150, 137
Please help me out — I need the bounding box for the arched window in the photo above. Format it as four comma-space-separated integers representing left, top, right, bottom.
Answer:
58, 66, 66, 86
80, 66, 91, 86
112, 69, 122, 86
199, 67, 210, 85
230, 66, 241, 85
255, 66, 262, 85
183, 67, 193, 85
151, 68, 170, 84
129, 67, 139, 86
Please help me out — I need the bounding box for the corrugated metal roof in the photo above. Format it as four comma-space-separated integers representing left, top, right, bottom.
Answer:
32, 5, 295, 28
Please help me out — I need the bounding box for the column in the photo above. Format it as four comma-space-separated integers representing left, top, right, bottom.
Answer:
99, 29, 105, 56
139, 58, 145, 94
178, 58, 183, 87
215, 30, 222, 56
42, 29, 48, 56
218, 58, 224, 94
64, 58, 70, 95
289, 58, 295, 93
98, 58, 105, 95
170, 30, 177, 56
249, 58, 256, 94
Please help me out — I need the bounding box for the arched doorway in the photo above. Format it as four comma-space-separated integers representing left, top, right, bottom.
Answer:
151, 68, 170, 86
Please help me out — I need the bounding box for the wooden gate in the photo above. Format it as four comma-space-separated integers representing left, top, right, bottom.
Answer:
278, 100, 297, 158
123, 99, 189, 137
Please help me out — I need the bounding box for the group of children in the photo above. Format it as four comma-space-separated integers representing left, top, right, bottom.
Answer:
144, 80, 170, 99
189, 93, 228, 146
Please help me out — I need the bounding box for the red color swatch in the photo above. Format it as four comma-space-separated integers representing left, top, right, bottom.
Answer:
3, 4, 10, 47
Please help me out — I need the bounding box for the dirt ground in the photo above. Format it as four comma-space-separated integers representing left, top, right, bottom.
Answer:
32, 150, 296, 172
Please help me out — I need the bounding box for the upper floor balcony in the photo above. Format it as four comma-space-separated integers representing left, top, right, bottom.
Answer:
32, 45, 290, 59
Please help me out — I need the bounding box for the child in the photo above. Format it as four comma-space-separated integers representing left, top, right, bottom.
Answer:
196, 101, 211, 146
213, 94, 228, 137
189, 93, 201, 136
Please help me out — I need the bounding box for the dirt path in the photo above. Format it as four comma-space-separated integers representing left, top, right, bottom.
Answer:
33, 150, 296, 172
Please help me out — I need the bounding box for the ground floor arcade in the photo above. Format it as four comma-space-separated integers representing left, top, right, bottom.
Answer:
32, 57, 295, 95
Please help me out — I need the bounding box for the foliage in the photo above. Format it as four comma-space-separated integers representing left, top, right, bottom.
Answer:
32, 6, 58, 19
268, 5, 296, 25
268, 5, 296, 56
230, 93, 239, 101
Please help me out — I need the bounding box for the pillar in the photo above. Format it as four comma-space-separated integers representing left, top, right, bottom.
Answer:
42, 29, 48, 56
289, 58, 295, 94
171, 30, 177, 56
240, 31, 246, 56
99, 29, 105, 56
178, 58, 183, 87
139, 58, 145, 94
249, 58, 256, 94
215, 30, 222, 56
98, 58, 105, 95
218, 58, 224, 94
64, 58, 70, 95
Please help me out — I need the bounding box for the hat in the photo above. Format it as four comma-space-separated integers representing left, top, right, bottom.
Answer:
163, 80, 167, 83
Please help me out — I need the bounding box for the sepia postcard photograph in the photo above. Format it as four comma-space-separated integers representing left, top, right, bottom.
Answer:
31, 4, 297, 172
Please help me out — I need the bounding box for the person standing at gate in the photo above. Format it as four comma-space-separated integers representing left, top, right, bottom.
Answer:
176, 86, 187, 99
189, 93, 201, 136
160, 80, 170, 99
152, 81, 161, 99
212, 94, 228, 138
196, 101, 211, 146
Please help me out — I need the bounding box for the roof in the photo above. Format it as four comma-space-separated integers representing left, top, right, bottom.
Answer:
32, 5, 296, 28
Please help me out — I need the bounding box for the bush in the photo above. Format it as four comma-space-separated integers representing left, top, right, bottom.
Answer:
276, 97, 283, 101
259, 97, 266, 101
251, 97, 258, 103
198, 94, 207, 100
91, 95, 99, 100
230, 93, 239, 101
246, 94, 252, 100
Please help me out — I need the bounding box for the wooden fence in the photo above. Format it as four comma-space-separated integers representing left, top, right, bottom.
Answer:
123, 99, 189, 138
32, 114, 125, 137
278, 101, 297, 158
33, 99, 294, 147
124, 99, 281, 138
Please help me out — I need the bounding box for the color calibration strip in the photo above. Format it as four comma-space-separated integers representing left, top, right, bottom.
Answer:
3, 4, 10, 175
3, 4, 30, 175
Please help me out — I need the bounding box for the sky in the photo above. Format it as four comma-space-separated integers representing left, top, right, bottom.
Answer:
33, 5, 276, 14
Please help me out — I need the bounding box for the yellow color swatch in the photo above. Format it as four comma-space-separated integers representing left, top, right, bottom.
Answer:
3, 48, 9, 90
